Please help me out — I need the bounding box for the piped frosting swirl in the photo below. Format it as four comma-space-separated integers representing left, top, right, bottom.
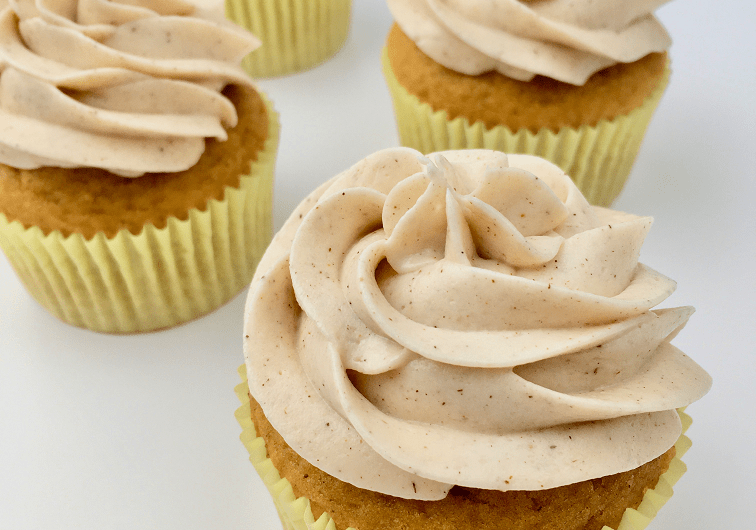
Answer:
244, 148, 711, 500
387, 0, 672, 85
0, 0, 259, 176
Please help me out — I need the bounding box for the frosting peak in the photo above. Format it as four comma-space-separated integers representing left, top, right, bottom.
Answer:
244, 148, 711, 499
0, 0, 259, 175
387, 0, 671, 85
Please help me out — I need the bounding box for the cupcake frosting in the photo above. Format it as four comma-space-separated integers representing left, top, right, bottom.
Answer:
244, 148, 711, 500
386, 0, 672, 85
0, 0, 259, 176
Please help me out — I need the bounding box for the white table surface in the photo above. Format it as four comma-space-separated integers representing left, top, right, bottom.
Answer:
1, 2, 754, 529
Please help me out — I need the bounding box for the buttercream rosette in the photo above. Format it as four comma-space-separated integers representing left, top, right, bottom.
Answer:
0, 0, 262, 175
244, 148, 711, 500
386, 0, 672, 85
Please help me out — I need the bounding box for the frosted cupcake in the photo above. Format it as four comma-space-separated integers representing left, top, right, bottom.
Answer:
382, 0, 672, 206
239, 148, 711, 529
0, 0, 279, 333
225, 0, 351, 77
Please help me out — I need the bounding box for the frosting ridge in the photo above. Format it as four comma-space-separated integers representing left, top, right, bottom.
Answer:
386, 0, 671, 85
0, 0, 259, 175
244, 148, 711, 499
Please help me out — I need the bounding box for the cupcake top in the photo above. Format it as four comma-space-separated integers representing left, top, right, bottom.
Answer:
244, 148, 711, 500
386, 0, 672, 85
0, 0, 259, 176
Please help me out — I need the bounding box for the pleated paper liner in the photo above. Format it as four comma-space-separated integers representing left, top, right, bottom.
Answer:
235, 365, 693, 530
0, 95, 279, 334
381, 49, 670, 207
226, 0, 351, 78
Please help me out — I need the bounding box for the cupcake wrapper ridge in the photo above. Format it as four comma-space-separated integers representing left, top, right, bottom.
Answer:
227, 0, 352, 78
0, 94, 279, 334
234, 365, 692, 530
381, 49, 670, 207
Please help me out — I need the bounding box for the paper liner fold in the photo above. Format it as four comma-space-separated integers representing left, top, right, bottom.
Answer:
235, 365, 692, 530
0, 95, 279, 334
381, 49, 670, 207
226, 0, 351, 78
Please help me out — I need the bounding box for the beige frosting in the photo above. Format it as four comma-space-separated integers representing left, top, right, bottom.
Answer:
387, 0, 672, 85
244, 148, 711, 500
0, 0, 259, 176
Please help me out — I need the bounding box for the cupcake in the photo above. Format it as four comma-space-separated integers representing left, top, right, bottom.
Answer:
225, 0, 352, 78
0, 0, 279, 333
382, 0, 672, 206
239, 148, 711, 530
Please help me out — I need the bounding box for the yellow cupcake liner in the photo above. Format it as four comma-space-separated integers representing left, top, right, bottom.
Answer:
226, 0, 351, 78
235, 365, 693, 530
381, 49, 670, 207
0, 95, 279, 334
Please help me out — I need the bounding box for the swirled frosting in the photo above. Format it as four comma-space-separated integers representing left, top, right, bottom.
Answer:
0, 0, 259, 176
244, 148, 711, 500
387, 0, 672, 85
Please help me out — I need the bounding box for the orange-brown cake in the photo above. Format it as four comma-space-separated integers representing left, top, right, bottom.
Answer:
387, 24, 667, 134
241, 148, 711, 530
0, 0, 279, 333
382, 0, 673, 206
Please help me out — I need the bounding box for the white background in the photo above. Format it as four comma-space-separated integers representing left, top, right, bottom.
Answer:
1, 2, 754, 529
